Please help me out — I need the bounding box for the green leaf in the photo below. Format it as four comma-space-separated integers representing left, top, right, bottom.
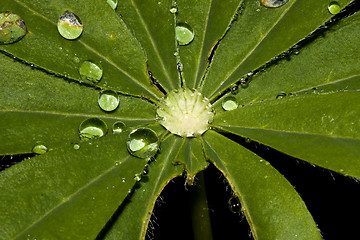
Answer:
0, 133, 148, 240
103, 134, 183, 240
0, 0, 161, 98
202, 130, 322, 240
176, 0, 242, 89
200, 0, 352, 99
0, 53, 156, 155
117, 0, 179, 92
214, 91, 360, 178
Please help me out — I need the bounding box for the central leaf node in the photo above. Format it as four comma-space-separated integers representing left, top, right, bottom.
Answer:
157, 88, 214, 137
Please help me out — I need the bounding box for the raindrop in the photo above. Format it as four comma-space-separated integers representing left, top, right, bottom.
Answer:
107, 0, 118, 10
0, 12, 27, 45
261, 0, 289, 8
276, 92, 287, 99
32, 143, 48, 154
175, 23, 194, 46
73, 144, 80, 150
127, 128, 159, 159
328, 2, 341, 15
112, 121, 126, 134
170, 7, 178, 14
57, 11, 83, 40
79, 61, 103, 83
79, 118, 108, 141
98, 90, 119, 112
228, 195, 241, 214
222, 96, 238, 111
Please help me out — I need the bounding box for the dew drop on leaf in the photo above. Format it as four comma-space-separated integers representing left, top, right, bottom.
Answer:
32, 143, 48, 154
0, 12, 27, 45
222, 96, 238, 111
260, 0, 289, 8
328, 2, 341, 15
112, 121, 126, 134
175, 23, 194, 46
79, 118, 108, 141
73, 144, 80, 150
57, 11, 83, 40
228, 196, 241, 214
107, 0, 118, 10
127, 128, 159, 159
98, 90, 119, 112
79, 61, 103, 83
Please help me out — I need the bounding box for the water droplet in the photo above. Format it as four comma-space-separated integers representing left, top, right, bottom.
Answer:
143, 167, 149, 176
79, 118, 108, 141
72, 56, 80, 63
107, 0, 118, 10
134, 173, 142, 182
228, 196, 241, 214
32, 143, 48, 154
0, 12, 27, 45
222, 96, 238, 111
276, 92, 287, 99
79, 61, 103, 83
127, 128, 159, 159
122, 177, 126, 182
112, 121, 126, 134
57, 11, 83, 40
240, 79, 249, 89
170, 7, 178, 14
245, 137, 252, 143
175, 23, 194, 46
98, 90, 119, 112
73, 143, 80, 150
261, 0, 289, 8
328, 2, 341, 15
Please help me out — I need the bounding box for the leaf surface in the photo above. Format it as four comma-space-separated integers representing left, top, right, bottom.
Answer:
214, 91, 360, 178
0, 133, 147, 240
203, 131, 322, 240
200, 0, 352, 99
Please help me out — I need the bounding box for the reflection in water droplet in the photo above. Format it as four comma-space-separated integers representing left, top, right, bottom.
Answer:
32, 143, 48, 154
73, 144, 80, 150
0, 12, 27, 45
112, 121, 126, 134
261, 0, 289, 8
170, 7, 178, 14
328, 2, 341, 15
107, 0, 118, 10
57, 11, 83, 40
228, 196, 241, 214
175, 23, 194, 46
79, 61, 103, 83
98, 90, 119, 112
276, 92, 287, 99
222, 96, 238, 111
79, 118, 108, 141
127, 128, 159, 159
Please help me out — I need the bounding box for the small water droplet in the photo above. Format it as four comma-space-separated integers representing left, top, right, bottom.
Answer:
240, 79, 249, 89
107, 0, 118, 10
79, 61, 103, 83
261, 0, 289, 8
57, 11, 83, 40
112, 121, 126, 134
276, 92, 287, 99
245, 137, 252, 143
122, 177, 126, 182
0, 12, 27, 45
222, 96, 238, 111
73, 56, 80, 63
134, 173, 142, 182
115, 161, 120, 166
79, 118, 108, 141
73, 143, 80, 150
32, 143, 48, 154
170, 7, 178, 14
328, 2, 341, 15
228, 196, 241, 214
98, 90, 119, 112
127, 128, 159, 159
175, 23, 194, 46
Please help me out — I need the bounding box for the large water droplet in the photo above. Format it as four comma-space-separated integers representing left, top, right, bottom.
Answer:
222, 96, 238, 111
32, 143, 48, 154
79, 61, 103, 83
98, 90, 119, 112
79, 118, 108, 141
328, 2, 341, 15
228, 196, 241, 214
57, 11, 83, 40
112, 121, 126, 134
175, 23, 194, 46
127, 128, 159, 159
0, 12, 27, 45
107, 0, 118, 10
261, 0, 289, 8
